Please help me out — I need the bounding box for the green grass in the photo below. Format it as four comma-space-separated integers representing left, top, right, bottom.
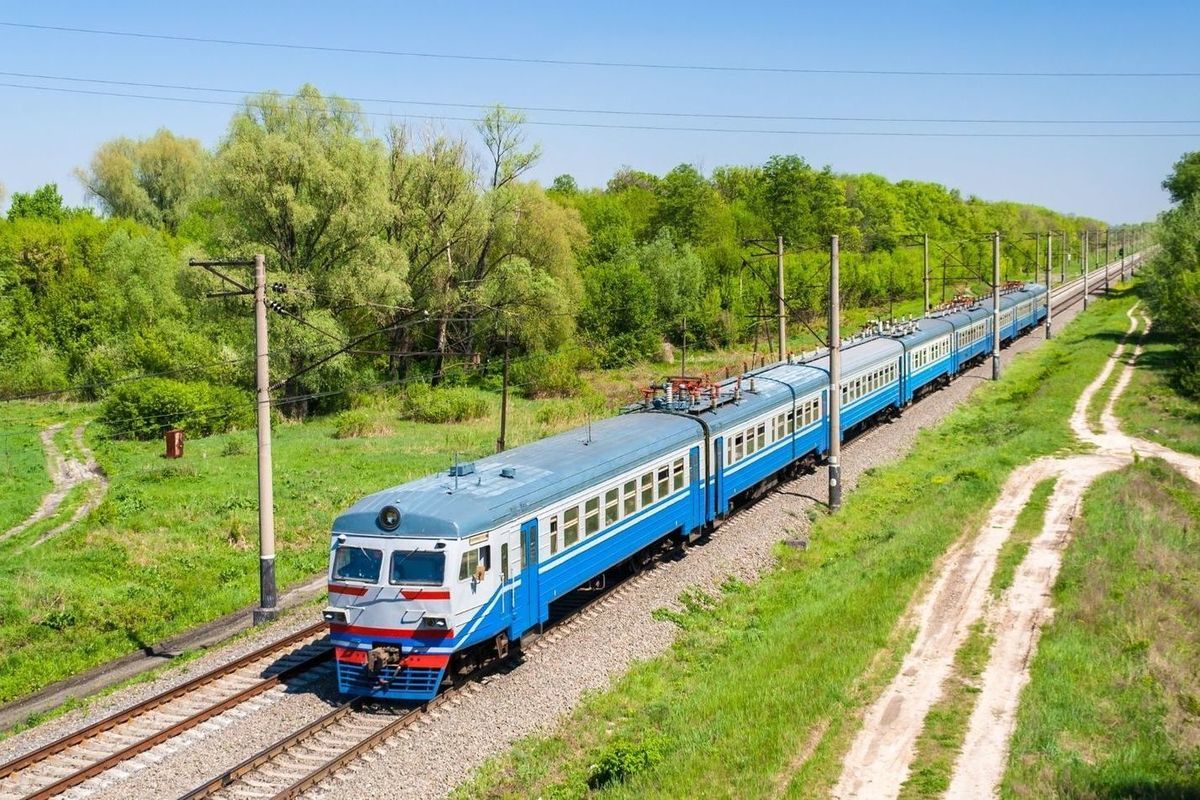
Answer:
991, 478, 1057, 597
0, 392, 603, 705
899, 622, 994, 799
0, 402, 82, 533
1001, 459, 1200, 798
451, 289, 1143, 800
1115, 326, 1200, 457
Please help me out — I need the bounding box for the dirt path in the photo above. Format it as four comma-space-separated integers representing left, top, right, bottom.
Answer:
0, 423, 107, 546
834, 304, 1200, 799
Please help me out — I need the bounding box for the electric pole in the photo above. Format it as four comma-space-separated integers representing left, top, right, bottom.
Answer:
1105, 232, 1111, 294
777, 235, 787, 359
1045, 234, 1053, 340
828, 234, 842, 512
1083, 229, 1089, 310
1120, 230, 1127, 283
1060, 231, 1067, 285
992, 231, 1001, 381
189, 254, 277, 625
496, 326, 510, 453
923, 233, 930, 313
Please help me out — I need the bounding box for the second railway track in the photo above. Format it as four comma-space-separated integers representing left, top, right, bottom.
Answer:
0, 622, 333, 800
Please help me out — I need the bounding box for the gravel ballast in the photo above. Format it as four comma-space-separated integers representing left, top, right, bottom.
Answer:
2, 293, 1099, 800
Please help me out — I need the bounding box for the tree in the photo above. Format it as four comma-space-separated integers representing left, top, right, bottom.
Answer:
76, 129, 207, 233
7, 183, 66, 222
550, 174, 578, 195
1163, 151, 1200, 205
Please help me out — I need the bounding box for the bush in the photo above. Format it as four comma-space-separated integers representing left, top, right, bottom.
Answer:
332, 408, 393, 439
399, 383, 492, 424
511, 347, 589, 399
99, 378, 253, 440
588, 737, 666, 789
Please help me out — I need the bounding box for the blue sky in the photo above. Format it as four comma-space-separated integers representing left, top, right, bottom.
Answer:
1, 1, 1197, 222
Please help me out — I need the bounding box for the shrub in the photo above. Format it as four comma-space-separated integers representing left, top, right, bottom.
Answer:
99, 378, 253, 440
588, 737, 666, 789
399, 383, 491, 424
511, 347, 589, 399
333, 408, 393, 439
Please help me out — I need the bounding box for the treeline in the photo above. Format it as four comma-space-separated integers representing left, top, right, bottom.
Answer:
1145, 151, 1200, 395
0, 84, 1123, 433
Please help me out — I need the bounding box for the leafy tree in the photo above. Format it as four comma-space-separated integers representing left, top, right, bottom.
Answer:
76, 128, 208, 233
550, 174, 578, 195
1163, 151, 1200, 205
7, 183, 66, 222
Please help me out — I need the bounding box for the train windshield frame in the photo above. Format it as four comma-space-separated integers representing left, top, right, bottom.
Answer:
389, 550, 446, 586
332, 545, 383, 583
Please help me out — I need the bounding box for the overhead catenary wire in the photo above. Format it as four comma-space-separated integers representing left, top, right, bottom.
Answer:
3, 21, 1198, 78
1, 70, 1197, 126
2, 81, 1198, 139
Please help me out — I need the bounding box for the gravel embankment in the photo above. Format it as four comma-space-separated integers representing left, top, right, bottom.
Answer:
6, 296, 1094, 800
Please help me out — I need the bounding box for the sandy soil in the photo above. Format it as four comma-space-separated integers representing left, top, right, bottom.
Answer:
835, 303, 1200, 800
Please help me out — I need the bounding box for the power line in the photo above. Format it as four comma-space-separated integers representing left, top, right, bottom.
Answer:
3, 81, 1198, 139
3, 21, 1197, 79
2, 70, 1198, 125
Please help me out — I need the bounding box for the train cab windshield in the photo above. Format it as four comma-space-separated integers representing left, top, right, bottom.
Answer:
332, 545, 382, 582
389, 550, 445, 586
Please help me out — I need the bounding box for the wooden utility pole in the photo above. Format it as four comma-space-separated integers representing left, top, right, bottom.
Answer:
776, 235, 786, 360
992, 231, 1001, 381
828, 234, 842, 512
1045, 234, 1054, 340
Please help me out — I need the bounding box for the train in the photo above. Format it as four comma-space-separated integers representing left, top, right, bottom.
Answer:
323, 282, 1049, 701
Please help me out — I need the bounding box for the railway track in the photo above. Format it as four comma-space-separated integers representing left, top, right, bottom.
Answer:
180, 567, 663, 800
0, 622, 332, 800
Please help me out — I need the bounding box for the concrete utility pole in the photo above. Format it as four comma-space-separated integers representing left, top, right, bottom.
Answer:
1083, 229, 1089, 310
1120, 230, 1127, 283
828, 235, 842, 512
777, 234, 787, 359
189, 255, 276, 625
1105, 233, 1111, 294
496, 327, 510, 453
992, 231, 1002, 381
1060, 231, 1067, 285
1045, 233, 1054, 340
252, 254, 277, 624
923, 233, 930, 312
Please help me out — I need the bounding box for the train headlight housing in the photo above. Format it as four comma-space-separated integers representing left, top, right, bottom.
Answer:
423, 616, 448, 629
378, 505, 401, 531
322, 607, 348, 624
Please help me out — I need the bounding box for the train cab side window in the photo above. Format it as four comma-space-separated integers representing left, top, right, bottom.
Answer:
550, 516, 559, 555
500, 543, 509, 581
458, 546, 490, 581
564, 507, 579, 546
672, 458, 685, 491
585, 497, 600, 536
605, 488, 619, 525
623, 479, 638, 516
656, 466, 670, 498
641, 472, 654, 505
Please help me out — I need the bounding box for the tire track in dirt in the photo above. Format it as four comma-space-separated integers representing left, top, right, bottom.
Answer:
0, 424, 107, 546
834, 303, 1200, 799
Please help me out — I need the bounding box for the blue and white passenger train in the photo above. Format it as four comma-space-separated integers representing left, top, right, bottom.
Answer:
324, 283, 1049, 701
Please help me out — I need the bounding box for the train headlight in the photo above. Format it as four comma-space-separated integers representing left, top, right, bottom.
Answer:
322, 607, 348, 624
423, 617, 447, 629
378, 505, 401, 531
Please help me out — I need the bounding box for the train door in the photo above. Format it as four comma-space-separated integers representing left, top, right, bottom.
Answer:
688, 446, 702, 529
518, 518, 540, 635
713, 437, 724, 518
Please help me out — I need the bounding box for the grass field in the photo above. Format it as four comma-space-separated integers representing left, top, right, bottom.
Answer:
451, 289, 1143, 799
0, 402, 83, 534
1115, 327, 1200, 457
1001, 459, 1200, 798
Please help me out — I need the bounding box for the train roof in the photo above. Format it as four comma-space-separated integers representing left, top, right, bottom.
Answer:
332, 411, 702, 539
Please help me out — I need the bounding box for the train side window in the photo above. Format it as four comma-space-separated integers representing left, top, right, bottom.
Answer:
725, 438, 733, 464
550, 516, 559, 555
641, 473, 654, 505
657, 466, 670, 498
672, 458, 685, 491
585, 496, 600, 536
458, 546, 490, 581
605, 488, 619, 526
756, 423, 766, 450
623, 479, 638, 516
500, 543, 509, 581
734, 434, 744, 461
564, 507, 579, 546
744, 428, 755, 455
787, 410, 795, 433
